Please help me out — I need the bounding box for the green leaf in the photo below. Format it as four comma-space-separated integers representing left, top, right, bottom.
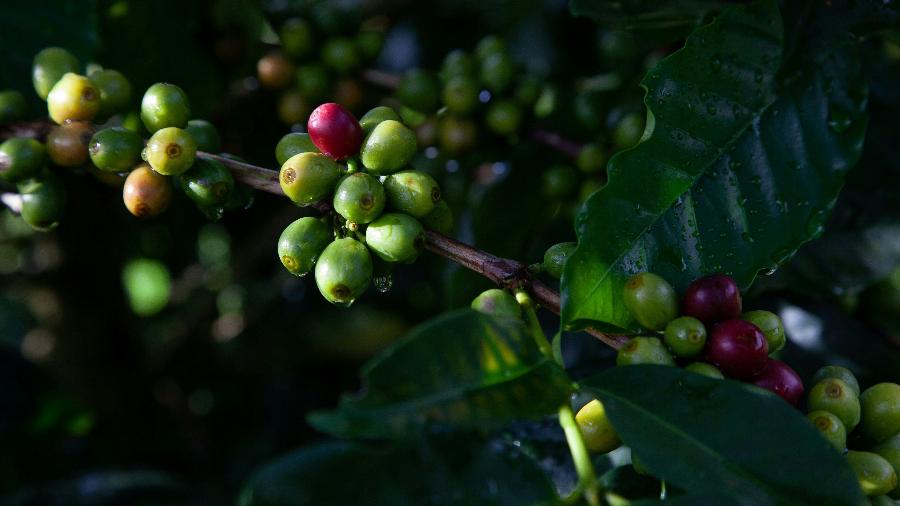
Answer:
569, 0, 720, 34
308, 310, 574, 439
583, 365, 866, 506
561, 0, 869, 329
238, 438, 561, 506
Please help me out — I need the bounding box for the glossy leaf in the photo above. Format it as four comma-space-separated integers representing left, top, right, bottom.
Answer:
238, 438, 561, 506
583, 365, 866, 506
562, 0, 869, 329
308, 310, 574, 439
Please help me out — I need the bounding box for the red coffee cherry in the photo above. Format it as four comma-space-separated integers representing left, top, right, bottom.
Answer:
307, 102, 363, 160
682, 273, 742, 324
752, 358, 804, 406
704, 319, 768, 379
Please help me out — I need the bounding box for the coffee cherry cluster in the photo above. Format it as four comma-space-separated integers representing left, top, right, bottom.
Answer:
258, 13, 385, 126
276, 102, 451, 306
804, 366, 900, 498
616, 272, 802, 403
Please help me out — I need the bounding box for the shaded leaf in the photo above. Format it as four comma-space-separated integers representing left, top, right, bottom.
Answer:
570, 0, 720, 35
308, 310, 574, 439
583, 365, 866, 506
562, 0, 869, 329
238, 438, 561, 506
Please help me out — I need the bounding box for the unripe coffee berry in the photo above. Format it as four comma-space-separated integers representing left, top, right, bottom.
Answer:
577, 144, 606, 174
485, 99, 522, 136
321, 37, 360, 73
420, 201, 454, 235
359, 106, 402, 135
543, 242, 577, 280
275, 132, 318, 166
19, 174, 66, 230
90, 127, 143, 173
365, 213, 425, 263
742, 310, 785, 353
859, 383, 900, 443
180, 158, 235, 207
616, 337, 675, 366
471, 289, 520, 318
185, 120, 221, 153
871, 435, 900, 498
32, 47, 79, 100
277, 91, 310, 126
280, 18, 313, 60
314, 238, 373, 306
333, 172, 386, 224
439, 116, 478, 154
141, 83, 190, 133
0, 90, 28, 123
808, 378, 861, 431
46, 121, 93, 167
360, 120, 417, 175
307, 103, 363, 160
143, 127, 197, 176
543, 165, 578, 199
123, 164, 172, 218
277, 217, 333, 276
89, 69, 132, 119
442, 76, 480, 115
682, 273, 743, 325
0, 138, 46, 183
685, 362, 724, 379
751, 358, 804, 405
663, 316, 707, 358
811, 365, 861, 397
383, 170, 441, 218
845, 451, 897, 497
279, 152, 341, 206
47, 73, 100, 124
480, 52, 515, 93
397, 69, 440, 113
257, 52, 295, 89
622, 272, 678, 331
704, 319, 768, 379
576, 399, 621, 454
807, 410, 847, 452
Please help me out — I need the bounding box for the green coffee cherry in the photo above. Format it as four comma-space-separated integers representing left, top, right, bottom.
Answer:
685, 362, 725, 379
471, 289, 520, 318
89, 127, 142, 173
0, 90, 28, 123
185, 120, 220, 153
577, 144, 606, 174
580, 179, 602, 204
223, 184, 255, 212
860, 383, 900, 443
0, 138, 46, 183
812, 366, 861, 397
514, 76, 541, 106
475, 35, 507, 61
870, 495, 896, 505
872, 434, 900, 498
321, 37, 360, 73
365, 213, 425, 263
622, 272, 678, 331
281, 18, 313, 59
46, 121, 93, 167
384, 170, 441, 218
297, 63, 330, 100
143, 127, 196, 176
33, 47, 79, 100
664, 316, 707, 358
442, 76, 480, 115
421, 200, 453, 235
439, 116, 478, 154
440, 50, 475, 81
614, 112, 644, 149
275, 132, 318, 166
359, 106, 402, 135
18, 174, 66, 230
542, 242, 576, 280
361, 120, 417, 175
279, 152, 341, 206
742, 310, 785, 353
480, 52, 515, 93
397, 69, 440, 113
47, 73, 100, 124
314, 238, 373, 306
89, 69, 132, 119
808, 378, 861, 431
141, 83, 190, 133
485, 99, 522, 136
807, 410, 847, 452
542, 164, 578, 199
277, 217, 333, 276
356, 29, 384, 61
845, 451, 898, 497
180, 158, 234, 207
123, 164, 172, 218
616, 337, 676, 366
576, 399, 621, 454
333, 172, 386, 224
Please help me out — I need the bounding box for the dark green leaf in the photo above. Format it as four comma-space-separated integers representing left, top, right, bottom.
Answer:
238, 438, 561, 506
308, 310, 574, 439
570, 0, 719, 35
583, 365, 866, 506
562, 0, 869, 329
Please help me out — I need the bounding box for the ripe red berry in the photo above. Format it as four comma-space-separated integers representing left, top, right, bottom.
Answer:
682, 273, 742, 324
307, 102, 363, 160
752, 358, 804, 405
704, 319, 768, 379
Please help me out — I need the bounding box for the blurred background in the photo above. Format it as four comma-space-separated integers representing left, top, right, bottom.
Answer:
0, 0, 898, 504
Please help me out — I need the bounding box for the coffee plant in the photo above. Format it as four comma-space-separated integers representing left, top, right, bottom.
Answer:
0, 0, 899, 505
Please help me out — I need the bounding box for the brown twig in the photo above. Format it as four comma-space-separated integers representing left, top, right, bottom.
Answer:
1, 120, 624, 349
